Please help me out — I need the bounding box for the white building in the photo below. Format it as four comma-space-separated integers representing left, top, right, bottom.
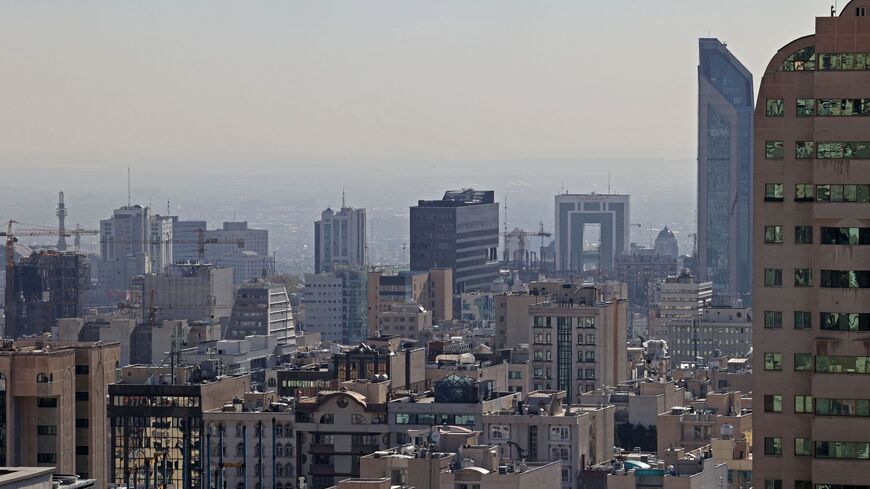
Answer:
149, 215, 174, 272
226, 280, 296, 348
554, 193, 630, 273
669, 307, 752, 365
648, 271, 713, 342
212, 250, 274, 284
314, 207, 367, 273
98, 204, 152, 297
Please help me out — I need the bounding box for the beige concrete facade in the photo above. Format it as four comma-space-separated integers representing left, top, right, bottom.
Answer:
527, 284, 628, 403
367, 269, 452, 335
0, 340, 120, 483
753, 2, 870, 486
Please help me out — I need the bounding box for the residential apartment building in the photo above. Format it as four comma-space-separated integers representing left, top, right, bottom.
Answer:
376, 303, 432, 341
482, 390, 615, 489
669, 307, 752, 365
315, 206, 367, 274
528, 284, 629, 403
367, 268, 452, 332
753, 3, 870, 486
698, 38, 754, 304
657, 391, 751, 453
332, 337, 426, 393
356, 425, 562, 489
0, 340, 120, 482
410, 189, 499, 293
647, 272, 713, 342
294, 379, 390, 489
202, 391, 296, 489
615, 250, 678, 311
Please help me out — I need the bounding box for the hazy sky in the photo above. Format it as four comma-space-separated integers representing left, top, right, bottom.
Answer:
0, 1, 829, 168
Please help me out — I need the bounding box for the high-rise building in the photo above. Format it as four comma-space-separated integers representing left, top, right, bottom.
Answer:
614, 250, 678, 310
139, 263, 234, 323
697, 38, 754, 303
206, 221, 268, 257
226, 280, 296, 347
554, 193, 630, 273
149, 215, 174, 272
170, 218, 207, 262
410, 189, 499, 293
98, 204, 152, 296
314, 206, 367, 273
4, 250, 90, 338
753, 4, 870, 486
647, 271, 713, 343
0, 339, 121, 482
302, 270, 367, 344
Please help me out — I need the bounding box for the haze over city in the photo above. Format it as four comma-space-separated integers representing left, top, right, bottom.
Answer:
0, 2, 868, 488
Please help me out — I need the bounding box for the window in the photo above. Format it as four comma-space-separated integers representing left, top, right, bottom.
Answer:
764, 481, 782, 489
795, 437, 812, 456
766, 99, 784, 116
764, 311, 782, 329
36, 373, 50, 383
765, 183, 784, 202
795, 140, 815, 158
764, 225, 783, 244
75, 391, 89, 402
75, 418, 88, 428
764, 353, 783, 371
782, 45, 816, 71
793, 482, 811, 489
794, 353, 813, 371
794, 184, 814, 202
764, 268, 782, 287
764, 437, 783, 456
796, 98, 815, 116
794, 311, 812, 329
36, 453, 56, 464
74, 365, 89, 375
821, 312, 870, 331
549, 426, 570, 441
586, 369, 595, 379
815, 398, 870, 416
794, 226, 813, 244
815, 440, 870, 459
764, 394, 783, 413
36, 425, 57, 435
821, 270, 870, 288
319, 414, 333, 424
815, 355, 870, 374
584, 351, 595, 362
795, 395, 813, 413
508, 371, 522, 379
794, 268, 812, 287
821, 227, 870, 245
766, 141, 784, 159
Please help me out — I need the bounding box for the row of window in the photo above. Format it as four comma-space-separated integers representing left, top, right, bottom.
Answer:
766, 140, 870, 160
764, 183, 870, 203
394, 413, 475, 425
764, 394, 870, 417
764, 311, 870, 331
763, 268, 870, 288
767, 97, 870, 117
765, 353, 870, 374
767, 483, 868, 489
766, 436, 870, 460
764, 225, 870, 245
532, 317, 596, 328
782, 45, 870, 72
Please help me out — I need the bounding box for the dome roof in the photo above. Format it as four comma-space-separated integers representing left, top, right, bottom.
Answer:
656, 226, 676, 240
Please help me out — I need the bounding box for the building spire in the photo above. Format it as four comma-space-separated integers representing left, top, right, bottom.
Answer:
342, 187, 346, 208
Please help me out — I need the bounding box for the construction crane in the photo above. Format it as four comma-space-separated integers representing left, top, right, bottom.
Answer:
502, 222, 551, 270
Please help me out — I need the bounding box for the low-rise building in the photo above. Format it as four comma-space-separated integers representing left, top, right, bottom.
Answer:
377, 304, 433, 342
656, 391, 751, 453
294, 379, 391, 489
482, 390, 615, 489
202, 391, 296, 489
356, 425, 562, 489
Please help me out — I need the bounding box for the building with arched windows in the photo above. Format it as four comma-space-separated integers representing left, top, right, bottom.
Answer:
0, 340, 119, 483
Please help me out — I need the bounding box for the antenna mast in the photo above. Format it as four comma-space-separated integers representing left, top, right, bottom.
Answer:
127, 167, 132, 206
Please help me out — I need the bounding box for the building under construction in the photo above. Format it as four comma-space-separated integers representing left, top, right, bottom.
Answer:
4, 250, 90, 338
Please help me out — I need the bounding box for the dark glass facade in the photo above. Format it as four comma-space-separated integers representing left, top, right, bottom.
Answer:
698, 38, 754, 303
409, 189, 499, 293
